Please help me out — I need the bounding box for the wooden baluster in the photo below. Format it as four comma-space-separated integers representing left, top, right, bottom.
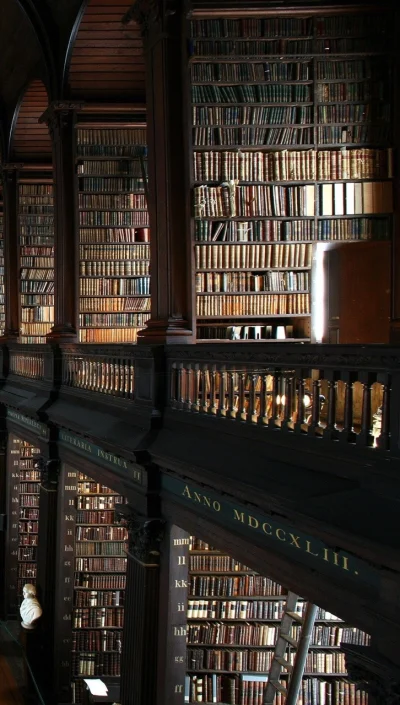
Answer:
200, 365, 208, 414
218, 367, 227, 417
208, 365, 217, 415
377, 375, 390, 450
357, 373, 374, 447
227, 371, 236, 419
185, 364, 192, 411
238, 371, 246, 422
294, 372, 306, 434
257, 373, 269, 426
268, 371, 280, 428
130, 361, 135, 397
114, 360, 120, 396
340, 372, 356, 443
175, 363, 183, 410
191, 364, 200, 412
309, 375, 321, 435
247, 373, 257, 424
282, 374, 294, 431
323, 373, 338, 441
120, 360, 126, 398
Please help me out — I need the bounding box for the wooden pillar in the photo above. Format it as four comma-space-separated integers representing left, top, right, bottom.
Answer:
35, 454, 60, 695
1, 165, 20, 340
0, 428, 8, 619
118, 510, 164, 705
124, 1, 194, 344
39, 103, 83, 342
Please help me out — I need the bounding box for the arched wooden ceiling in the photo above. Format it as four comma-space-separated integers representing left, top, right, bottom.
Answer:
10, 80, 51, 162
66, 0, 145, 101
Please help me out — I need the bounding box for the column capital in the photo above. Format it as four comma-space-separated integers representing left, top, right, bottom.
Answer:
35, 457, 60, 491
116, 505, 164, 564
39, 101, 85, 126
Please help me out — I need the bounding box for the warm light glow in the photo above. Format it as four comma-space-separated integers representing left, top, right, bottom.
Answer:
276, 394, 286, 406
313, 244, 326, 343
303, 394, 312, 408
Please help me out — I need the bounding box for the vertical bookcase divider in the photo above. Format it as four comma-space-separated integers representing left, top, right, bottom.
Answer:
0, 198, 5, 336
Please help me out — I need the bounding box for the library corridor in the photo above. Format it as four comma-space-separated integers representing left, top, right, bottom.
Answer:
0, 0, 399, 704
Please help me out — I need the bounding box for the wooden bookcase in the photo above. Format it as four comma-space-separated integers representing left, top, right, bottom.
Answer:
188, 8, 394, 342
185, 536, 370, 705
55, 464, 127, 704
76, 123, 150, 344
5, 435, 41, 616
18, 176, 55, 343
0, 191, 4, 337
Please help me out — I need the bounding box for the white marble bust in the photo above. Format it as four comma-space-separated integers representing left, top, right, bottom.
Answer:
20, 583, 42, 630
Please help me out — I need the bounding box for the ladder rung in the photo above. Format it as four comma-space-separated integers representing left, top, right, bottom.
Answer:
271, 681, 288, 696
275, 656, 293, 672
281, 633, 298, 648
286, 611, 304, 623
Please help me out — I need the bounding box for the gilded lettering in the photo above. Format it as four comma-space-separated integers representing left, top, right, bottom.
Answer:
212, 500, 221, 512
203, 496, 211, 507
233, 510, 245, 523
306, 540, 319, 557
248, 516, 259, 529
182, 485, 192, 499
322, 548, 329, 562
193, 492, 202, 503
276, 528, 286, 541
289, 534, 301, 548
342, 556, 349, 571
262, 522, 272, 535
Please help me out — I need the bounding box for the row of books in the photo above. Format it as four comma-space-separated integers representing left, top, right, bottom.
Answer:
191, 37, 386, 56
194, 126, 316, 147
195, 244, 312, 271
79, 298, 150, 313
75, 557, 127, 572
80, 244, 150, 259
76, 495, 124, 510
74, 590, 125, 607
190, 15, 388, 39
21, 282, 54, 293
77, 146, 146, 158
19, 535, 38, 547
18, 547, 37, 561
196, 271, 309, 294
79, 328, 141, 343
192, 84, 311, 104
72, 653, 121, 677
79, 177, 145, 192
79, 212, 149, 226
77, 129, 147, 146
320, 182, 393, 216
191, 556, 248, 572
21, 269, 53, 281
79, 278, 150, 296
194, 184, 316, 218
318, 104, 389, 123
78, 314, 150, 328
19, 521, 39, 533
78, 482, 118, 494
72, 630, 122, 651
190, 576, 284, 597
20, 495, 39, 507
78, 194, 147, 210
20, 205, 53, 214
76, 542, 125, 557
193, 148, 392, 182
188, 623, 369, 647
77, 160, 146, 176
197, 293, 310, 317
19, 482, 41, 493
79, 261, 149, 277
195, 219, 315, 242
72, 608, 124, 628
80, 227, 149, 244
191, 61, 311, 83
21, 307, 53, 322
74, 574, 126, 589
317, 82, 386, 102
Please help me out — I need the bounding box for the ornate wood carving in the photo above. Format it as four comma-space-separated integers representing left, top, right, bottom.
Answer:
35, 456, 60, 491
123, 0, 178, 36
116, 504, 164, 563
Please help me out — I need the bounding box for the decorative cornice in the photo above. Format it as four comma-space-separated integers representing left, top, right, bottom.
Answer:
122, 0, 178, 36
116, 505, 164, 564
39, 101, 85, 131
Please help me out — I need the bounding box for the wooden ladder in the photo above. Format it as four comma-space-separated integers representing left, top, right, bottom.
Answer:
264, 591, 318, 705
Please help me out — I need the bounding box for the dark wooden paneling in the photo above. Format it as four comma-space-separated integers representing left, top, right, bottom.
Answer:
11, 80, 51, 161
67, 0, 145, 100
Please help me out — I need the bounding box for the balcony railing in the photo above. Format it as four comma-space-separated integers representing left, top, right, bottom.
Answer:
61, 346, 136, 399
8, 346, 46, 381
167, 344, 399, 454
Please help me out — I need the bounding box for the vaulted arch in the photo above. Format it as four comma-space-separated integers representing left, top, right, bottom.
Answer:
9, 79, 51, 162
64, 0, 145, 101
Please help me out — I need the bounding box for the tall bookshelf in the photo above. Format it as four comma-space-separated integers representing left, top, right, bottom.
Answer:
0, 195, 4, 336
185, 536, 370, 705
7, 436, 41, 612
71, 473, 127, 703
189, 10, 393, 342
18, 180, 55, 343
76, 125, 151, 343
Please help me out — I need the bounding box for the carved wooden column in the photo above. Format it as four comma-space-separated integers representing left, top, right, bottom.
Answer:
124, 1, 194, 344
39, 103, 83, 342
117, 508, 164, 705
1, 165, 21, 340
35, 452, 60, 692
